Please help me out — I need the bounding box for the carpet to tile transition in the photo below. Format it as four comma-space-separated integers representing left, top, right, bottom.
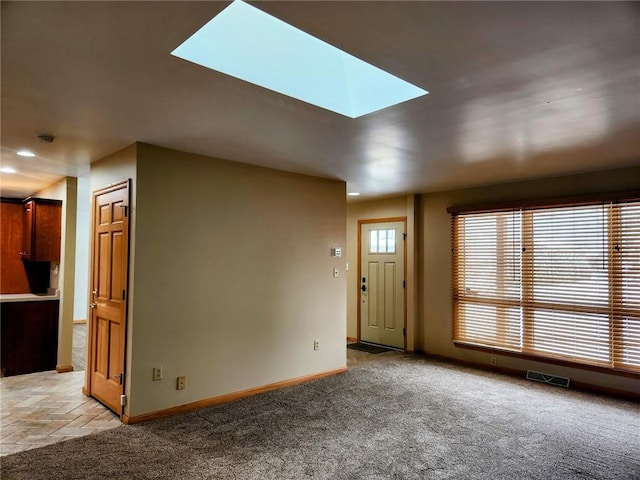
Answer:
2, 355, 639, 480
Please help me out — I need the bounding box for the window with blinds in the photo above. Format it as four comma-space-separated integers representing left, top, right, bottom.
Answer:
451, 198, 640, 373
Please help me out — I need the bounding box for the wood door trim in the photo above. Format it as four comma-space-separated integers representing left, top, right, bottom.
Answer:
357, 217, 407, 350
359, 216, 406, 225
85, 179, 131, 419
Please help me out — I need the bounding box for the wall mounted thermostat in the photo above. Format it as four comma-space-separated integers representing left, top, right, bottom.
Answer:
331, 247, 342, 257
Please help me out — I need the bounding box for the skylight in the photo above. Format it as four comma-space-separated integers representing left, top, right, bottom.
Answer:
171, 1, 428, 118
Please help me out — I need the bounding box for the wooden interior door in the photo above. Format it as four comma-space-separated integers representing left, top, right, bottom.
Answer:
87, 180, 130, 415
359, 219, 406, 349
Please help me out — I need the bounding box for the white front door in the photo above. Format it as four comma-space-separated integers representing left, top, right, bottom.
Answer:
359, 220, 405, 349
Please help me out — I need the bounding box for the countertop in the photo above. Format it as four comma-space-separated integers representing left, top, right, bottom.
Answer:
0, 291, 60, 303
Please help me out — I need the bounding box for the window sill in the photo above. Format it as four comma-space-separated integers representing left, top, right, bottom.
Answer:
453, 341, 640, 379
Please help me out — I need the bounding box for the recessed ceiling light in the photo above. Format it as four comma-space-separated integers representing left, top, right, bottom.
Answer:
172, 0, 428, 118
17, 150, 35, 157
347, 192, 361, 197
0, 167, 17, 174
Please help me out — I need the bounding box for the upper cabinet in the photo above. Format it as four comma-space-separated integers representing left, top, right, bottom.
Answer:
19, 198, 62, 262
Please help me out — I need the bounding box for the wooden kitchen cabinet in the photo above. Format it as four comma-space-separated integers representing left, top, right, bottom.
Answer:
0, 199, 30, 293
0, 299, 59, 376
20, 198, 62, 262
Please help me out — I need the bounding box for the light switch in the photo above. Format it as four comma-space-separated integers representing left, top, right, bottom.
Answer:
331, 247, 342, 257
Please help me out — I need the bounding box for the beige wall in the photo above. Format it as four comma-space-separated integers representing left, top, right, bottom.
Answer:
35, 176, 77, 372
73, 176, 90, 321
419, 165, 640, 394
125, 144, 346, 417
86, 141, 636, 413
346, 195, 417, 351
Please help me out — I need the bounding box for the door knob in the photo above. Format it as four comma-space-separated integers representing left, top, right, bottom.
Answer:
89, 302, 97, 309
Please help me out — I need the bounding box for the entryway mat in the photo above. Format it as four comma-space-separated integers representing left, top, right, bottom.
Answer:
347, 342, 394, 354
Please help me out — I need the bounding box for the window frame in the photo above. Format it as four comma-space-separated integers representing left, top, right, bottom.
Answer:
449, 191, 640, 378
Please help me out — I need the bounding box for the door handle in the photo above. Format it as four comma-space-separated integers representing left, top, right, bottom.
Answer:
89, 302, 97, 309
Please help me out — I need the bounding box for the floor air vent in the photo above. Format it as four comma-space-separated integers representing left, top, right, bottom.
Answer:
526, 370, 570, 388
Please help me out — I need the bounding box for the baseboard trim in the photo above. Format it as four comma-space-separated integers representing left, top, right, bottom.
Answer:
56, 365, 73, 373
454, 340, 639, 378
73, 319, 87, 325
122, 366, 348, 425
420, 351, 640, 401
566, 379, 639, 401
346, 337, 357, 343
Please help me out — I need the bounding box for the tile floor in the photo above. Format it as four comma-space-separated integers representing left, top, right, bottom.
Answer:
0, 341, 401, 457
0, 370, 121, 457
1, 321, 120, 457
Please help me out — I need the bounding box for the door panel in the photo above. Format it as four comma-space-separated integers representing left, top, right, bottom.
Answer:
108, 322, 121, 380
88, 181, 129, 415
111, 232, 123, 295
384, 262, 396, 330
98, 233, 110, 296
360, 220, 405, 349
368, 262, 379, 327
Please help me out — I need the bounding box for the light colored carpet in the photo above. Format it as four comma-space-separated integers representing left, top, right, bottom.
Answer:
1, 355, 639, 479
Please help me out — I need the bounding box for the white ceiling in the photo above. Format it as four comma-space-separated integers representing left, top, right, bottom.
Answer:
1, 1, 639, 200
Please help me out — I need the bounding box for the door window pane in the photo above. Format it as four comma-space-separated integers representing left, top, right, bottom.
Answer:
369, 229, 396, 254
370, 230, 378, 253
378, 229, 388, 253
387, 229, 396, 253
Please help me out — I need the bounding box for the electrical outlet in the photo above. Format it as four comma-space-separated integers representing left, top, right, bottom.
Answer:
177, 376, 186, 390
490, 357, 497, 366
314, 340, 320, 351
152, 367, 163, 381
